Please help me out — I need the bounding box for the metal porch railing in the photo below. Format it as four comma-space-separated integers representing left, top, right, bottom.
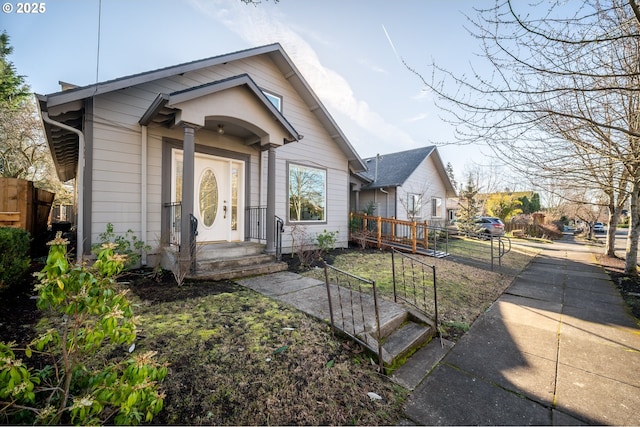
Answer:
246, 206, 283, 259
391, 248, 440, 338
164, 202, 182, 247
323, 263, 384, 373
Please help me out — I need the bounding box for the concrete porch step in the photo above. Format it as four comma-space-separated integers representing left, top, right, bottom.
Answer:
196, 253, 277, 271
380, 320, 435, 366
196, 242, 266, 260
187, 258, 288, 281
184, 241, 288, 281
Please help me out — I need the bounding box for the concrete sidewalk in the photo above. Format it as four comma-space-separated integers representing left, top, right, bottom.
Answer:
404, 237, 640, 425
238, 236, 640, 425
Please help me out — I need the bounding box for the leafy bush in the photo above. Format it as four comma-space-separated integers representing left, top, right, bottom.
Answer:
0, 227, 30, 288
316, 229, 339, 254
0, 233, 167, 425
93, 223, 151, 269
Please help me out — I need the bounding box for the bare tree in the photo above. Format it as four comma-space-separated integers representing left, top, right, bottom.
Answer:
0, 32, 71, 203
0, 96, 51, 180
398, 181, 434, 222
409, 0, 640, 274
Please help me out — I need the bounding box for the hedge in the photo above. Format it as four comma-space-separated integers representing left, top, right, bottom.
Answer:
0, 227, 30, 287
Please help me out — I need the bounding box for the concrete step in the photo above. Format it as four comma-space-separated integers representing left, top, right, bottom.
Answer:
187, 259, 288, 281
380, 320, 436, 366
196, 254, 276, 271
196, 242, 266, 260
390, 337, 454, 390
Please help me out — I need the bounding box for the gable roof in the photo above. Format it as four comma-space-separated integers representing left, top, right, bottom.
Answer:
139, 73, 299, 141
37, 43, 366, 181
358, 146, 457, 196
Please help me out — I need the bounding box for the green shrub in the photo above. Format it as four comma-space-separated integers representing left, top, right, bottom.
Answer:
92, 223, 151, 269
0, 233, 167, 425
0, 227, 30, 288
316, 229, 339, 255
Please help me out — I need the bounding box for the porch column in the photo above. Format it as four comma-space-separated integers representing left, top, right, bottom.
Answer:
180, 124, 196, 257
265, 143, 277, 254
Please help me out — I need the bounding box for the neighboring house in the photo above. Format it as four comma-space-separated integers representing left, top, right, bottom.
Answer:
37, 43, 366, 270
351, 146, 457, 226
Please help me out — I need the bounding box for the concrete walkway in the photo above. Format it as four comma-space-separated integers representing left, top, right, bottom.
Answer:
404, 236, 640, 425
240, 236, 640, 425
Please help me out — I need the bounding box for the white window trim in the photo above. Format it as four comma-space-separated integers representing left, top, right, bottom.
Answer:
262, 89, 282, 112
431, 197, 443, 218
287, 162, 327, 223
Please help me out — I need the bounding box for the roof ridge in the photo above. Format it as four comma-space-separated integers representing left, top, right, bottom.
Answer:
362, 145, 435, 161
39, 43, 283, 99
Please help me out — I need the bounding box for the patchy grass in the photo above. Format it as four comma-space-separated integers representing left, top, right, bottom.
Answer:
125, 279, 407, 425
304, 242, 537, 340
3, 238, 537, 425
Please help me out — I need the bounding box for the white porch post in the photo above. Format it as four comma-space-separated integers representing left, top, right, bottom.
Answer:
180, 124, 196, 257
265, 143, 277, 254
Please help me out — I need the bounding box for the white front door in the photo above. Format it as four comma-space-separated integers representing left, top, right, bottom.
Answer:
172, 149, 244, 242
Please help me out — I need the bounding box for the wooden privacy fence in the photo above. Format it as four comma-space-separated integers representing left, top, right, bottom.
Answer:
0, 178, 55, 238
349, 212, 449, 258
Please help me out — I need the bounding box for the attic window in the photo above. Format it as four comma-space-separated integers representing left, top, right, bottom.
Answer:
262, 90, 282, 111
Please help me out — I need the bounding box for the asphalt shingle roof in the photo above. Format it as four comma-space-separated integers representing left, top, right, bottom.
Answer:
359, 146, 436, 189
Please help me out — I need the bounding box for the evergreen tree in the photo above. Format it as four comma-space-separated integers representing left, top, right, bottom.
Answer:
0, 30, 69, 207
456, 178, 482, 234
530, 193, 541, 212
518, 193, 542, 214
445, 162, 457, 190
0, 32, 30, 109
519, 195, 531, 214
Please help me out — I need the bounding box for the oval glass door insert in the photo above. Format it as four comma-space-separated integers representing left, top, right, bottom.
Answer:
199, 168, 218, 227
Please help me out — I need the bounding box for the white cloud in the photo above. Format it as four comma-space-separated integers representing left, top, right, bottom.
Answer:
412, 89, 430, 100
405, 112, 429, 123
189, 0, 417, 150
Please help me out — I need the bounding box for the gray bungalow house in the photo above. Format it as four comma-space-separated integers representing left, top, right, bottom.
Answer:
37, 44, 366, 277
351, 146, 457, 227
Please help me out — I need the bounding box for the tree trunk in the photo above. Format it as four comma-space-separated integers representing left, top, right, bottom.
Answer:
605, 209, 619, 257
625, 181, 640, 275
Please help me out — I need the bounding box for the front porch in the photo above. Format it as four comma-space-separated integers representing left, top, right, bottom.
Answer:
161, 204, 287, 281
188, 241, 288, 281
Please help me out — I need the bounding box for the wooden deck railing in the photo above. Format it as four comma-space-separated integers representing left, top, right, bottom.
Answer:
349, 212, 449, 257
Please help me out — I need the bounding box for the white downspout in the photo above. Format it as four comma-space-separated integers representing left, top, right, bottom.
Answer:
141, 125, 148, 266
42, 112, 85, 264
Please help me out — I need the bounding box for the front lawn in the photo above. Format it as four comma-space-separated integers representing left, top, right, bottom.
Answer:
128, 280, 407, 425
1, 238, 536, 425
303, 241, 537, 339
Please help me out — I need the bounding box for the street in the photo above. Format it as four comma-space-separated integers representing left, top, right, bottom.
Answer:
595, 228, 640, 265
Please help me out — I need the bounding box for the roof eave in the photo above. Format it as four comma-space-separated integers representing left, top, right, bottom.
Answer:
43, 44, 284, 108
271, 48, 366, 172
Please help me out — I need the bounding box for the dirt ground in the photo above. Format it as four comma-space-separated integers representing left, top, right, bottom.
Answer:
595, 254, 640, 320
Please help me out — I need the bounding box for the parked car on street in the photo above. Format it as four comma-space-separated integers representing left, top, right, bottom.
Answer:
593, 222, 605, 233
475, 217, 505, 236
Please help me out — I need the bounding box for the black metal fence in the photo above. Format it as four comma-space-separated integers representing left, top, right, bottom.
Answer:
246, 206, 267, 241
164, 202, 182, 247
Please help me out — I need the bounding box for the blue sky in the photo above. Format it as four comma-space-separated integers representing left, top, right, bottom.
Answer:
2, 0, 491, 180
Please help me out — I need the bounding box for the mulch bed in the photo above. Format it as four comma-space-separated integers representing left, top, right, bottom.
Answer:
595, 254, 640, 320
